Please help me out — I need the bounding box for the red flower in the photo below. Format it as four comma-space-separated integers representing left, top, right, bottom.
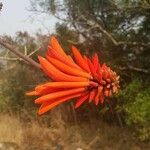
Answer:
26, 36, 120, 115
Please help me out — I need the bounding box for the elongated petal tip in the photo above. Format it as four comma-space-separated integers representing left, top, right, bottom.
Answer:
50, 35, 56, 42
71, 45, 76, 50
38, 56, 43, 62
92, 53, 98, 60
34, 99, 42, 104
50, 36, 57, 45
75, 93, 89, 109
26, 91, 39, 96
38, 110, 44, 115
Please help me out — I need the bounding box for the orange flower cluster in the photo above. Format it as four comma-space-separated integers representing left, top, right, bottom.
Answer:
27, 36, 120, 115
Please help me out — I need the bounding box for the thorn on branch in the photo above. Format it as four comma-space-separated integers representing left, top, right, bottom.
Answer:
0, 45, 40, 64
0, 37, 41, 69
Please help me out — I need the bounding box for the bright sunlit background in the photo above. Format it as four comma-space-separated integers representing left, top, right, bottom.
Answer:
0, 0, 58, 36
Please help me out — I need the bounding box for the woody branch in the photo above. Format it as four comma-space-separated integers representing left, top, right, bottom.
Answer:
0, 37, 40, 69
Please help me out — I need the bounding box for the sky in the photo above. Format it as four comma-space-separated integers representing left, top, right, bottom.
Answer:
0, 0, 58, 36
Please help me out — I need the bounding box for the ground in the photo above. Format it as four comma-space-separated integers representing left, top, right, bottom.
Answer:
0, 113, 149, 150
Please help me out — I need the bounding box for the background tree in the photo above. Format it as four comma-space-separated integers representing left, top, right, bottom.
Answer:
0, 0, 150, 141
0, 2, 3, 12
30, 0, 150, 140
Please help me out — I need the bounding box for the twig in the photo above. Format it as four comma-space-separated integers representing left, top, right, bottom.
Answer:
117, 41, 150, 47
27, 47, 41, 57
0, 46, 40, 62
86, 136, 100, 149
77, 15, 150, 48
0, 37, 40, 69
80, 15, 118, 46
70, 102, 78, 125
24, 46, 27, 56
122, 5, 150, 10
0, 57, 21, 61
0, 2, 3, 11
115, 112, 123, 129
119, 66, 149, 74
106, 99, 123, 128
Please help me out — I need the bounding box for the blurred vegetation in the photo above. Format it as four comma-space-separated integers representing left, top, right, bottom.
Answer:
0, 0, 150, 144
117, 79, 150, 141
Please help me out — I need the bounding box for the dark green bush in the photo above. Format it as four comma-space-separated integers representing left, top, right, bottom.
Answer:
117, 79, 150, 141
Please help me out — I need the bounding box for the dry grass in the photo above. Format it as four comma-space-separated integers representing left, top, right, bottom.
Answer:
0, 114, 23, 145
0, 112, 149, 150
